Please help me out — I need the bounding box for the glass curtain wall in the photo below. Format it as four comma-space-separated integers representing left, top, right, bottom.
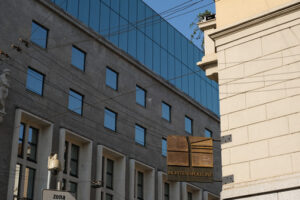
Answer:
51, 0, 219, 115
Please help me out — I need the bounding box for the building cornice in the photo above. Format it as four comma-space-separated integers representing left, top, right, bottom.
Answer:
210, 0, 300, 41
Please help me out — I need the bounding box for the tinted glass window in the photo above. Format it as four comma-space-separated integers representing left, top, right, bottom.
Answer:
70, 144, 79, 177
106, 159, 114, 189
135, 125, 145, 146
137, 171, 143, 199
162, 138, 167, 157
26, 68, 44, 96
24, 168, 35, 199
136, 86, 146, 107
68, 90, 83, 115
205, 129, 212, 138
71, 46, 85, 71
30, 21, 48, 48
104, 108, 117, 131
185, 116, 192, 134
106, 67, 118, 90
27, 127, 38, 162
162, 102, 171, 122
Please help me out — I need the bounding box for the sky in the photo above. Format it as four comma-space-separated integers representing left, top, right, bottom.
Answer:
143, 0, 216, 49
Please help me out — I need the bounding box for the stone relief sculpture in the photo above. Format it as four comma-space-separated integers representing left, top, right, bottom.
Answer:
0, 69, 10, 121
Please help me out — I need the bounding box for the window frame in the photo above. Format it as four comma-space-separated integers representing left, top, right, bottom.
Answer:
136, 85, 146, 107
71, 45, 86, 71
104, 108, 117, 132
185, 116, 193, 135
26, 67, 45, 96
161, 101, 171, 122
68, 89, 84, 116
30, 20, 49, 49
106, 67, 119, 91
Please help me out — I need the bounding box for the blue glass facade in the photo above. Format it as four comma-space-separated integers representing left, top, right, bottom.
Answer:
51, 0, 219, 115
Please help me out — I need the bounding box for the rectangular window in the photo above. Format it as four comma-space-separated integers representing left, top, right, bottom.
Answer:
70, 181, 78, 198
106, 67, 118, 90
137, 171, 143, 200
26, 67, 45, 96
162, 138, 167, 157
164, 183, 170, 200
63, 141, 69, 174
18, 123, 25, 157
70, 144, 79, 177
68, 89, 83, 115
136, 85, 146, 107
162, 102, 171, 122
135, 125, 145, 146
205, 129, 212, 138
27, 127, 38, 162
185, 116, 193, 135
13, 164, 22, 200
106, 159, 114, 189
24, 167, 35, 200
106, 193, 113, 200
30, 21, 48, 48
188, 192, 193, 200
104, 108, 117, 132
71, 46, 86, 71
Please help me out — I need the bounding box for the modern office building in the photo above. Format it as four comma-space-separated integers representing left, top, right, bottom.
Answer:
0, 0, 221, 200
199, 0, 300, 199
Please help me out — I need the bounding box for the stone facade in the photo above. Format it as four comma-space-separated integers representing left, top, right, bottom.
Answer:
199, 0, 300, 199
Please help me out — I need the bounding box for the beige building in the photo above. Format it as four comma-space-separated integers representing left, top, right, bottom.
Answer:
198, 0, 300, 199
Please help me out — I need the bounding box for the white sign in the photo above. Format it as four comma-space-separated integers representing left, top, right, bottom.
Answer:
43, 190, 76, 200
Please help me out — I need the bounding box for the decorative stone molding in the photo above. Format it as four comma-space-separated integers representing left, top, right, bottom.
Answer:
0, 68, 10, 122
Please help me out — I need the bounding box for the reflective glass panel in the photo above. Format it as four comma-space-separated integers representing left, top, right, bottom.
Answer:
26, 68, 44, 96
78, 0, 89, 24
100, 3, 110, 37
162, 102, 171, 122
89, 0, 100, 32
136, 86, 146, 107
106, 67, 118, 90
71, 46, 85, 71
135, 125, 145, 146
24, 168, 35, 199
109, 10, 119, 46
67, 0, 78, 18
30, 21, 48, 48
145, 37, 153, 70
161, 49, 168, 79
27, 127, 38, 161
68, 90, 83, 115
153, 43, 160, 75
162, 138, 167, 156
104, 108, 117, 131
185, 116, 192, 134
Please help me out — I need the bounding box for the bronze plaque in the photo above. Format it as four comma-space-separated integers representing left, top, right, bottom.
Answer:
167, 136, 213, 182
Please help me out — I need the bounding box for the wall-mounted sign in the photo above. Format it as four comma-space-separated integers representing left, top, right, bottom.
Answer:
167, 135, 213, 182
43, 190, 76, 200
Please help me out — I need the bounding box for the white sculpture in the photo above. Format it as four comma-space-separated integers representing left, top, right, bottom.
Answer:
0, 69, 10, 116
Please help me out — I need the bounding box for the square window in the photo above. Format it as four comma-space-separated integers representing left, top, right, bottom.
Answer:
104, 108, 117, 131
68, 90, 83, 115
162, 138, 167, 157
26, 68, 45, 96
205, 129, 212, 138
185, 116, 193, 134
71, 46, 86, 71
106, 67, 118, 90
136, 85, 146, 107
135, 125, 145, 146
162, 102, 171, 122
30, 21, 48, 48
